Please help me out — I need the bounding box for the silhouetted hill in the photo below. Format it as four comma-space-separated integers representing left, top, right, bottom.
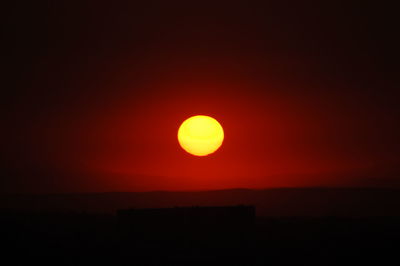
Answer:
1, 188, 400, 216
1, 192, 400, 265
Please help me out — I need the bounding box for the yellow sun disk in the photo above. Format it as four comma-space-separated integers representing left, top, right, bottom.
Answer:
178, 115, 224, 156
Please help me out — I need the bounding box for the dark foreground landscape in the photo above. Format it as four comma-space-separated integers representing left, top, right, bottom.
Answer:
1, 188, 400, 265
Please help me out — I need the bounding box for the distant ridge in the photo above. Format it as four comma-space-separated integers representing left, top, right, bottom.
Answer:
1, 188, 400, 217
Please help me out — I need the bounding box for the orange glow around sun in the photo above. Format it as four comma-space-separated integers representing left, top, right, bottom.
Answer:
178, 115, 224, 156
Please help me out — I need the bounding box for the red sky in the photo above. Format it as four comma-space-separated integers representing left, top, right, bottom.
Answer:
2, 1, 399, 193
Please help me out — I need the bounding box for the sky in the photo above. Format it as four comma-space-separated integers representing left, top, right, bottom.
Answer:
2, 1, 399, 193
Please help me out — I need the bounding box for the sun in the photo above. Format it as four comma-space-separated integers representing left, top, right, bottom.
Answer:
178, 115, 224, 156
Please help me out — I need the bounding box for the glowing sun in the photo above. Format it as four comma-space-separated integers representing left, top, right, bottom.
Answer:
178, 115, 224, 156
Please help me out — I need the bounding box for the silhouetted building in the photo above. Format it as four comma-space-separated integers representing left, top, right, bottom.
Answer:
118, 205, 255, 227
117, 206, 255, 248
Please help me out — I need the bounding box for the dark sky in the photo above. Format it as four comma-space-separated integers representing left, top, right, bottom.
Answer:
2, 1, 399, 193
